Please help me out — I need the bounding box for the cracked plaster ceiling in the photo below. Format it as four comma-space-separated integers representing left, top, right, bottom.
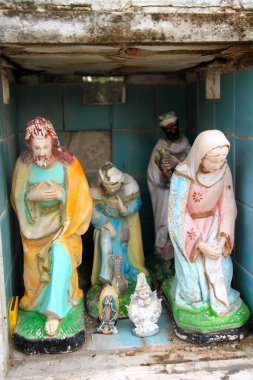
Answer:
2, 43, 253, 80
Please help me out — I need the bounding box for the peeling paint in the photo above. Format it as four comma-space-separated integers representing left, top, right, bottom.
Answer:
0, 6, 253, 44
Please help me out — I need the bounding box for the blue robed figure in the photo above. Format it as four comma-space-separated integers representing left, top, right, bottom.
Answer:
90, 162, 148, 285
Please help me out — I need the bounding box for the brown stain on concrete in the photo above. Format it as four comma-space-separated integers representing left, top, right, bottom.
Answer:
1, 3, 253, 75
1, 5, 253, 44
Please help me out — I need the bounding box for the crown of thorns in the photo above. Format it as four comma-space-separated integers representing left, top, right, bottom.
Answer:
25, 117, 59, 145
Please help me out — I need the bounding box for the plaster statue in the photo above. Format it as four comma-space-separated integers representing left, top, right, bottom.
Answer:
147, 112, 191, 261
11, 117, 92, 342
90, 162, 148, 287
127, 273, 162, 337
167, 130, 250, 340
97, 285, 119, 335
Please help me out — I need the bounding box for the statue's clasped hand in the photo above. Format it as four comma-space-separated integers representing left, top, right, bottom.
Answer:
198, 240, 225, 260
27, 181, 62, 202
161, 155, 180, 170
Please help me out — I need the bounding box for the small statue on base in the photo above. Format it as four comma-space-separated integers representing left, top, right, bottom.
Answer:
91, 162, 148, 285
97, 286, 119, 335
11, 117, 92, 354
87, 162, 149, 318
127, 273, 162, 337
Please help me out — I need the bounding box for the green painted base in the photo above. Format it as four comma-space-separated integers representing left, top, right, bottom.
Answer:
87, 279, 151, 319
15, 298, 85, 341
163, 274, 251, 334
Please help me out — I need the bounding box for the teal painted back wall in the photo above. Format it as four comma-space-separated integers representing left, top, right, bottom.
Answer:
185, 67, 253, 314
0, 78, 21, 311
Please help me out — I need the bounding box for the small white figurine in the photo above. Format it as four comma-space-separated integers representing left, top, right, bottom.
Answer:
126, 273, 162, 337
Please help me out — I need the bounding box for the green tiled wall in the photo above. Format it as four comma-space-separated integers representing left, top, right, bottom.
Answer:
63, 84, 110, 131
113, 85, 156, 130
158, 85, 186, 131
215, 73, 235, 134
0, 145, 7, 216
199, 80, 215, 131
16, 84, 63, 131
0, 78, 20, 309
185, 67, 253, 314
112, 130, 157, 175
235, 69, 253, 136
186, 82, 198, 135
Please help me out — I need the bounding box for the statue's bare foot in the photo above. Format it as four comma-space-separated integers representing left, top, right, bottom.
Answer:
45, 317, 60, 337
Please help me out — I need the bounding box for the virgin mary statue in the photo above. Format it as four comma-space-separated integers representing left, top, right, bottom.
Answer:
166, 130, 249, 341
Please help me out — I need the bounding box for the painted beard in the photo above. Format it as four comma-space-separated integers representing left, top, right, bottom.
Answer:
33, 155, 51, 167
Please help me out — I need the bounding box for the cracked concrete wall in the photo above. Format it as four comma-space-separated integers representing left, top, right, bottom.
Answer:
0, 0, 252, 44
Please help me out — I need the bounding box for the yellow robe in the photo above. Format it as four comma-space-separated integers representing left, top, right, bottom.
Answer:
11, 157, 92, 311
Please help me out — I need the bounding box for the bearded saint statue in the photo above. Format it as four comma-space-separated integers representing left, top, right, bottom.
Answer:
11, 116, 92, 338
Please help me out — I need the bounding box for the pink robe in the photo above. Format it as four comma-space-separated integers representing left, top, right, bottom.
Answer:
168, 130, 241, 317
184, 168, 239, 314
185, 167, 236, 262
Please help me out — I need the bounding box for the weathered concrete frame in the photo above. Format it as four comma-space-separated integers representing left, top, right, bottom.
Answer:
0, 1, 253, 377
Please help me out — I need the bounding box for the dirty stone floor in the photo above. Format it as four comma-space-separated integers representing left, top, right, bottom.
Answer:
5, 301, 253, 380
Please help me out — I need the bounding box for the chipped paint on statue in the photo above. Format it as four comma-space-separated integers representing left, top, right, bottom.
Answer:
90, 162, 148, 286
97, 286, 119, 335
127, 273, 162, 337
147, 112, 191, 263
87, 162, 149, 318
11, 117, 92, 353
166, 129, 250, 342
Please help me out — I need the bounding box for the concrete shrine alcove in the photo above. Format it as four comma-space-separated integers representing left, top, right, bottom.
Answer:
0, 1, 253, 378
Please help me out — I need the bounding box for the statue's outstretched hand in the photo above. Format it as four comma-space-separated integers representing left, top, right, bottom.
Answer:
198, 241, 223, 260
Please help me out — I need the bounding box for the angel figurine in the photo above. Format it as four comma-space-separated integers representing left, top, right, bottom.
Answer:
126, 273, 162, 337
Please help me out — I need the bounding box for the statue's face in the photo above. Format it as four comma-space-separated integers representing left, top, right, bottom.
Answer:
102, 167, 122, 195
201, 146, 229, 173
162, 123, 180, 141
138, 288, 151, 300
31, 136, 53, 167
